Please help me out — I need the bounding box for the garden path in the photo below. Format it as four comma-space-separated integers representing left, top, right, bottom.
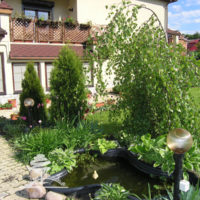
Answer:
0, 136, 31, 200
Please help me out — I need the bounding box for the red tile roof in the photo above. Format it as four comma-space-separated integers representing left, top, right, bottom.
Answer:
0, 0, 13, 10
10, 44, 85, 60
167, 28, 181, 36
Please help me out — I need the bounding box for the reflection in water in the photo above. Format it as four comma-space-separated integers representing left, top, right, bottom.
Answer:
61, 158, 169, 196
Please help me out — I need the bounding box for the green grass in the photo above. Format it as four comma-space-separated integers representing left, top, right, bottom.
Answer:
86, 111, 123, 137
189, 87, 200, 107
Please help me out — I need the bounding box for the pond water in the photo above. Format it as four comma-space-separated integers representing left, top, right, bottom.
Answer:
61, 157, 169, 197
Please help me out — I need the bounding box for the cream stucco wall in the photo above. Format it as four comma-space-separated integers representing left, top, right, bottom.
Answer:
6, 0, 77, 21
77, 0, 168, 30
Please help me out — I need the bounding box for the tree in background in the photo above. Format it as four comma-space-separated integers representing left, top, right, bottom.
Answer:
49, 46, 87, 123
89, 1, 200, 137
20, 62, 47, 124
184, 32, 200, 40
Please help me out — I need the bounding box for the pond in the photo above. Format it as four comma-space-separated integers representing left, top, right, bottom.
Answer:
59, 157, 169, 197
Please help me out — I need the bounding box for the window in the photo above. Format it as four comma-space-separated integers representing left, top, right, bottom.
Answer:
24, 9, 50, 20
22, 0, 54, 20
45, 63, 54, 91
12, 63, 40, 93
0, 53, 5, 95
83, 62, 93, 86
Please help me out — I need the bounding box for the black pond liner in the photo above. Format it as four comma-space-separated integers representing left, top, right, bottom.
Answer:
44, 148, 199, 200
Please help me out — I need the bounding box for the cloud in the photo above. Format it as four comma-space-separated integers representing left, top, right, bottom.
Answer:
194, 19, 200, 23
185, 0, 200, 7
171, 5, 182, 12
168, 9, 200, 30
169, 10, 200, 18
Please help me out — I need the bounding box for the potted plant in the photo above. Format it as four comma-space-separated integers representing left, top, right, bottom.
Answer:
80, 21, 92, 30
10, 113, 19, 120
8, 99, 17, 108
86, 88, 92, 98
65, 16, 77, 28
36, 17, 50, 27
45, 94, 51, 104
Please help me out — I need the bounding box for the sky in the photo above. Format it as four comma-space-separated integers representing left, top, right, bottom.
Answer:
168, 0, 200, 34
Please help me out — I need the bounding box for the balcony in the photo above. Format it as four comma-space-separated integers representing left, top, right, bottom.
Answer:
10, 18, 91, 44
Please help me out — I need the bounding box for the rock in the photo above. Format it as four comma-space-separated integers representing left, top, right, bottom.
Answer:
25, 182, 46, 199
34, 154, 46, 159
45, 191, 66, 200
31, 160, 51, 168
29, 168, 43, 181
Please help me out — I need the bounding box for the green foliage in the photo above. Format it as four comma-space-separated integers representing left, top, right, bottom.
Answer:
14, 128, 65, 163
128, 134, 200, 177
0, 102, 12, 109
48, 148, 77, 174
93, 183, 131, 200
184, 32, 200, 40
132, 184, 152, 200
93, 138, 118, 154
56, 120, 101, 149
50, 46, 87, 123
2, 121, 25, 139
89, 1, 200, 137
86, 110, 123, 137
19, 62, 47, 124
156, 184, 200, 200
180, 184, 200, 200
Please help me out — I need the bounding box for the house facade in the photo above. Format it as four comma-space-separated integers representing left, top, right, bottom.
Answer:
167, 28, 187, 50
0, 0, 177, 104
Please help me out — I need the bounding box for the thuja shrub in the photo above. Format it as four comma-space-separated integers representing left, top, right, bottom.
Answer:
89, 1, 200, 137
50, 46, 87, 122
20, 62, 47, 124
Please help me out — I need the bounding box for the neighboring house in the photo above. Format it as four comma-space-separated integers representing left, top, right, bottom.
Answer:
0, 0, 177, 103
167, 28, 187, 50
187, 39, 200, 52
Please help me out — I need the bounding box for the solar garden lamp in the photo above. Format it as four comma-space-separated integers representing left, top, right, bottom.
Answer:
167, 128, 193, 200
24, 98, 35, 129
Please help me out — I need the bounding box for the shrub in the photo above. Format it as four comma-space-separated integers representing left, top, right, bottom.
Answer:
60, 120, 101, 149
94, 183, 131, 200
89, 1, 200, 137
19, 62, 47, 124
128, 134, 200, 178
50, 46, 87, 123
14, 128, 65, 163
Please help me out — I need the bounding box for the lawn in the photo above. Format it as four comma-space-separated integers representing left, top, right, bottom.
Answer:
189, 87, 200, 107
86, 110, 123, 137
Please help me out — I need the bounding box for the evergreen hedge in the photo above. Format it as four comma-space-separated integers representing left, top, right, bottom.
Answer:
50, 46, 87, 122
19, 62, 47, 124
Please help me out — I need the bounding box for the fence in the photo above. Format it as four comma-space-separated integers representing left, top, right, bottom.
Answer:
10, 18, 91, 44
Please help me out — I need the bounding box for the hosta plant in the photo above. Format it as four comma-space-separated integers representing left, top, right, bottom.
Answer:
93, 183, 131, 200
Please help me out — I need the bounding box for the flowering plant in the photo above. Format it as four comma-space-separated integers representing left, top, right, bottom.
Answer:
64, 16, 76, 26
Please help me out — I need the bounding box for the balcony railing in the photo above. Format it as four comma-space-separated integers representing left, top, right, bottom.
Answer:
10, 18, 91, 44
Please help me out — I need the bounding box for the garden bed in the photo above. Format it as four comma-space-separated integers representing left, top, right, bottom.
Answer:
44, 148, 199, 199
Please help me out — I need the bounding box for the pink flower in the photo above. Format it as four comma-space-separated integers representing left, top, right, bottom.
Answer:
29, 125, 32, 128
37, 103, 41, 108
21, 116, 27, 120
41, 103, 44, 107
